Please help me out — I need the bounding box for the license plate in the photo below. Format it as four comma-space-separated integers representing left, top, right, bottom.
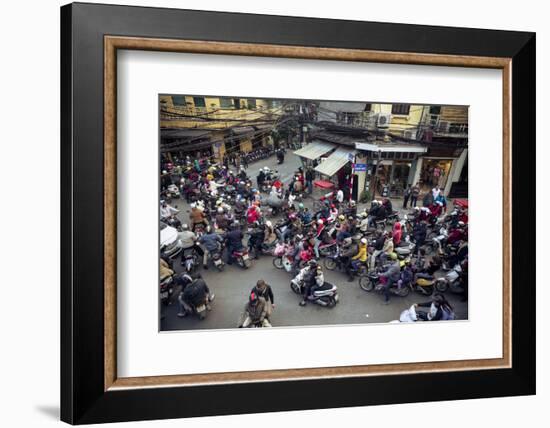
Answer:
242, 254, 249, 260
160, 291, 169, 299
196, 304, 206, 313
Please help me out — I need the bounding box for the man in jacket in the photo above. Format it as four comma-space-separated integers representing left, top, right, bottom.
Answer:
410, 183, 420, 207
239, 292, 271, 327
251, 279, 275, 317
412, 221, 428, 254
382, 260, 401, 304
223, 223, 244, 265
369, 231, 386, 270
198, 226, 223, 269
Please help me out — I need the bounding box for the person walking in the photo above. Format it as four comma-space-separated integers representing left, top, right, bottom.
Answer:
410, 183, 420, 207
403, 185, 411, 209
305, 167, 314, 194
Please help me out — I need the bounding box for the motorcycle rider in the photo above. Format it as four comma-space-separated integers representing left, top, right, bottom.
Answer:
177, 274, 215, 318
369, 231, 386, 270
198, 226, 223, 269
160, 200, 179, 221
214, 207, 230, 231
351, 237, 368, 273
250, 279, 275, 318
412, 220, 428, 255
247, 221, 265, 259
238, 292, 271, 327
179, 224, 204, 267
382, 259, 401, 304
415, 293, 455, 320
189, 202, 208, 232
223, 221, 245, 265
298, 261, 324, 306
340, 237, 359, 281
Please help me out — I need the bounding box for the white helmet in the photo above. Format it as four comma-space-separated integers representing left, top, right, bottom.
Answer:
162, 170, 167, 174
436, 201, 443, 206
266, 221, 272, 228
217, 207, 224, 213
360, 238, 367, 244
190, 203, 196, 208
181, 224, 189, 230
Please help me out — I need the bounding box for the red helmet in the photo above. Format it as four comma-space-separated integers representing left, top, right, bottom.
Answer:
330, 204, 336, 209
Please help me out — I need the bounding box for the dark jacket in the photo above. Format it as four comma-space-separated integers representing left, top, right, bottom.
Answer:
224, 229, 244, 249
199, 233, 223, 252
251, 284, 275, 304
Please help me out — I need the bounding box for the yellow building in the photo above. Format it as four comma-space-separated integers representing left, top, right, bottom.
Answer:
160, 95, 283, 162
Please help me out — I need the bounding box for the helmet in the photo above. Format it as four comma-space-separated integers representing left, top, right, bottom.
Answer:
308, 260, 318, 268
266, 221, 272, 228
348, 216, 354, 221
190, 203, 196, 208
217, 207, 224, 214
458, 221, 465, 226
360, 238, 367, 244
317, 219, 324, 225
181, 224, 189, 231
216, 199, 223, 206
343, 237, 352, 246
389, 252, 398, 260
360, 212, 368, 218
437, 201, 443, 206
330, 204, 336, 209
350, 200, 356, 206
338, 215, 345, 222
263, 166, 270, 171
298, 203, 304, 209
414, 206, 420, 211
162, 170, 167, 174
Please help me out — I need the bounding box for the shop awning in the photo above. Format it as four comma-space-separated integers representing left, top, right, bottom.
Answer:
314, 147, 357, 177
293, 141, 336, 160
355, 141, 427, 153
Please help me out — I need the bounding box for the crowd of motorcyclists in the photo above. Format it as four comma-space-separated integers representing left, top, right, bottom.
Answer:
159, 152, 468, 327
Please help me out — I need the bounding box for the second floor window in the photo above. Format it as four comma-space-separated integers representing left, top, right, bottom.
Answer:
391, 104, 410, 115
193, 97, 206, 108
171, 95, 187, 107
219, 98, 233, 108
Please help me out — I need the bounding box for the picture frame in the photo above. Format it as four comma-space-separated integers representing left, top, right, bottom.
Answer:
61, 2, 535, 424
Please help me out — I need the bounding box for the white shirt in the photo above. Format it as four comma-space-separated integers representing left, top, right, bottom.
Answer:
160, 205, 178, 219
336, 190, 344, 203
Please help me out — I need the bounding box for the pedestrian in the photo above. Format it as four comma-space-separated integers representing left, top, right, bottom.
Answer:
403, 185, 411, 208
305, 167, 314, 194
410, 183, 420, 207
242, 153, 249, 169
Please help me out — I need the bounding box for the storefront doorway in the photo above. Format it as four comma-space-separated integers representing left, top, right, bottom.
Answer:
420, 159, 453, 190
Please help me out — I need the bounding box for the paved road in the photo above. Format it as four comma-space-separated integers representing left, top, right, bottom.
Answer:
161, 152, 468, 331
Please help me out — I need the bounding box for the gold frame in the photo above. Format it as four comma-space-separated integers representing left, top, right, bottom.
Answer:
104, 36, 512, 391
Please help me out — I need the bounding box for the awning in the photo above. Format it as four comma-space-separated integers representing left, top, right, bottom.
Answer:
161, 128, 211, 139
355, 141, 427, 153
293, 141, 336, 160
232, 126, 255, 135
314, 147, 357, 177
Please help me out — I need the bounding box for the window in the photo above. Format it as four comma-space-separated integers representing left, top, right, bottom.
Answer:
193, 97, 206, 108
429, 106, 441, 115
247, 99, 257, 109
172, 95, 187, 107
364, 103, 372, 112
219, 98, 233, 108
391, 104, 410, 115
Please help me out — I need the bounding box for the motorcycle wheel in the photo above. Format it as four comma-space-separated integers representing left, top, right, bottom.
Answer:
327, 296, 337, 308
324, 258, 337, 270
435, 280, 449, 292
397, 286, 410, 297
273, 257, 284, 269
359, 276, 374, 292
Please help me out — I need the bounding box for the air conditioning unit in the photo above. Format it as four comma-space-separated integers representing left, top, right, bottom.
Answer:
377, 113, 391, 127
403, 129, 417, 140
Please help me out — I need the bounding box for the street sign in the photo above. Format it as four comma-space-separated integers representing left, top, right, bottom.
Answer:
347, 152, 355, 162
354, 163, 367, 171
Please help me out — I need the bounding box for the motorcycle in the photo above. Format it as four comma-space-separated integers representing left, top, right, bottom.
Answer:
166, 183, 180, 199
359, 271, 410, 297
290, 277, 339, 307
323, 248, 368, 277
181, 247, 199, 273
434, 264, 465, 293
160, 275, 174, 306
208, 246, 225, 271
232, 248, 252, 269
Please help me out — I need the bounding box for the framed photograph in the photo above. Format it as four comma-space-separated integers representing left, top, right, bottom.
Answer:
61, 2, 536, 424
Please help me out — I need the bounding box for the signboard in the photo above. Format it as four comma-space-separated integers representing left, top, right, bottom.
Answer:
354, 163, 367, 172
348, 152, 355, 162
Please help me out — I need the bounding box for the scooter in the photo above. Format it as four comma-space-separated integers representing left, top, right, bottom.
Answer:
434, 264, 465, 293
208, 246, 225, 271
166, 183, 180, 199
290, 277, 339, 307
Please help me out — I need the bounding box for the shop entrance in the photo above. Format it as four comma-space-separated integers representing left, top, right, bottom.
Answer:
420, 159, 453, 191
